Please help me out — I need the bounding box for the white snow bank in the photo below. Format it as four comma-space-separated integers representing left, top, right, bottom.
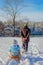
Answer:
0, 37, 43, 63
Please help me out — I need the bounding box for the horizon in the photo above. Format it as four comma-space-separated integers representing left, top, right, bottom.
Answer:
0, 0, 43, 22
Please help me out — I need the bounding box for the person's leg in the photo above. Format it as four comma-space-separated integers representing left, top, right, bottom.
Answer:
25, 42, 28, 52
22, 43, 25, 50
23, 42, 28, 52
22, 42, 26, 53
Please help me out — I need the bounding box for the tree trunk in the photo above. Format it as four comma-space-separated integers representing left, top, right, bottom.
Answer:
13, 16, 16, 36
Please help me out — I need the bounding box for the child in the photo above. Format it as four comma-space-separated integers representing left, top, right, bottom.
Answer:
5, 39, 20, 65
9, 39, 21, 61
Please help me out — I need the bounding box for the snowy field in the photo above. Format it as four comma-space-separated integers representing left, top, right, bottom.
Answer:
0, 37, 43, 65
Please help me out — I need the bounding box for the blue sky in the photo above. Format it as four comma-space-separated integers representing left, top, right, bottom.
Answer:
0, 0, 43, 22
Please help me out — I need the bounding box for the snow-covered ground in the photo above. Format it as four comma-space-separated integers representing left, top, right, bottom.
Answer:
0, 37, 43, 65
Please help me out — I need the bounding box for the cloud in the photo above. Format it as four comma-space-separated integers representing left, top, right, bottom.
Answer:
0, 9, 43, 22
20, 11, 43, 22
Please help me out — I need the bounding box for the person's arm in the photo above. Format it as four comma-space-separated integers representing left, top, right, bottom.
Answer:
9, 46, 14, 56
21, 30, 26, 42
18, 51, 21, 59
26, 28, 31, 39
10, 52, 14, 56
18, 45, 21, 60
26, 33, 29, 39
22, 37, 26, 42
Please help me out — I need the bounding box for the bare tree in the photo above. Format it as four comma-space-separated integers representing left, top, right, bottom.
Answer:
3, 0, 27, 25
1, 0, 28, 36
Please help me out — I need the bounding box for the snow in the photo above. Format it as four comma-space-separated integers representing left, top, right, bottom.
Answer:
0, 37, 43, 65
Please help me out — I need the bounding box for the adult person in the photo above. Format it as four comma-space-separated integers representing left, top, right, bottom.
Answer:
21, 23, 31, 52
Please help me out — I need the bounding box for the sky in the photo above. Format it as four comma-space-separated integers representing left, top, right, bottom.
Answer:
0, 0, 43, 22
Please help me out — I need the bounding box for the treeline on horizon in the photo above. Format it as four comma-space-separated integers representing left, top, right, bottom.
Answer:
0, 20, 43, 37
